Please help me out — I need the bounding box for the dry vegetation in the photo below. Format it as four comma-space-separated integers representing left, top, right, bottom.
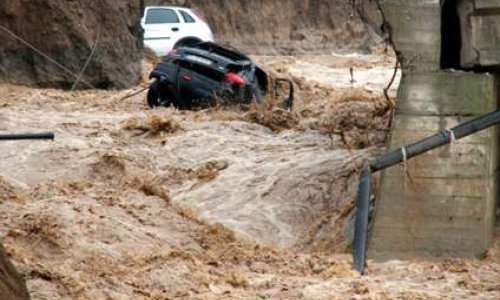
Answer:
0, 176, 29, 204
123, 114, 182, 136
191, 80, 392, 149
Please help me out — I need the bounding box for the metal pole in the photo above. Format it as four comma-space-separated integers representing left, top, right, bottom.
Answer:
371, 109, 500, 172
353, 166, 371, 274
0, 132, 55, 141
353, 109, 500, 274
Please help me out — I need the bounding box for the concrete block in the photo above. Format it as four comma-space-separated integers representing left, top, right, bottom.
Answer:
396, 72, 497, 115
380, 0, 442, 72
474, 0, 500, 9
459, 0, 500, 67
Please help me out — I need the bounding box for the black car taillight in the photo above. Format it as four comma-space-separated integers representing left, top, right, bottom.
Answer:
225, 72, 246, 86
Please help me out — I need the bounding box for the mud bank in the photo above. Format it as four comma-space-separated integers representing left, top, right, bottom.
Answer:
0, 0, 144, 89
148, 0, 383, 54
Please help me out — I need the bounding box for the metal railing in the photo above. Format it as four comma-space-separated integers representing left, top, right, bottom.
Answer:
353, 109, 500, 274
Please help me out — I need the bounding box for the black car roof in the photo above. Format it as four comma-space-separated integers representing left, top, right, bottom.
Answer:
175, 42, 253, 72
185, 42, 251, 61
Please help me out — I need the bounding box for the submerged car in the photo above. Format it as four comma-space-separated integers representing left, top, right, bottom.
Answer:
141, 6, 214, 56
147, 42, 293, 110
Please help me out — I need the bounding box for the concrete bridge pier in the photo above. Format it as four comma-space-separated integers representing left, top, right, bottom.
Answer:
369, 0, 500, 260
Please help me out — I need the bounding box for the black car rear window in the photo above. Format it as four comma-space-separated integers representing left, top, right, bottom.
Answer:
180, 11, 196, 23
179, 61, 224, 81
145, 9, 180, 24
192, 43, 248, 62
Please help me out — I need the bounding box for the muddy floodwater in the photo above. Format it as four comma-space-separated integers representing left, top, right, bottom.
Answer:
1, 52, 499, 299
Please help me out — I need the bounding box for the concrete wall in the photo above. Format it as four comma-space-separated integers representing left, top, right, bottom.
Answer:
381, 0, 441, 72
370, 0, 500, 260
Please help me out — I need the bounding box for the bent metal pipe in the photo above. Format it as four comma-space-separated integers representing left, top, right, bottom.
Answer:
353, 109, 500, 274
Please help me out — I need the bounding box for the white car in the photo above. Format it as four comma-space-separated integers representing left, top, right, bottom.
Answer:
141, 6, 214, 57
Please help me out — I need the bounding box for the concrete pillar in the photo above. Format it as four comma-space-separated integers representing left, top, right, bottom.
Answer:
369, 0, 499, 260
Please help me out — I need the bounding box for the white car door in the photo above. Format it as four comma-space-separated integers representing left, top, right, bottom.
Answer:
142, 7, 183, 56
176, 9, 203, 40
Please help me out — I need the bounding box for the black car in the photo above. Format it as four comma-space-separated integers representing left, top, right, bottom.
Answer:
147, 42, 293, 110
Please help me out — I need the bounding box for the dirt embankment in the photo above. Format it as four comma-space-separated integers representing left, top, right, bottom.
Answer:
0, 0, 144, 89
148, 0, 383, 54
0, 242, 29, 300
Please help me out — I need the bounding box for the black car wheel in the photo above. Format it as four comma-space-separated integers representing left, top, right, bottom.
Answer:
147, 81, 162, 108
147, 81, 173, 108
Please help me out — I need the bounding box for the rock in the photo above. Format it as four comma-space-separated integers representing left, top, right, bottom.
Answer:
0, 243, 30, 300
0, 0, 145, 89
